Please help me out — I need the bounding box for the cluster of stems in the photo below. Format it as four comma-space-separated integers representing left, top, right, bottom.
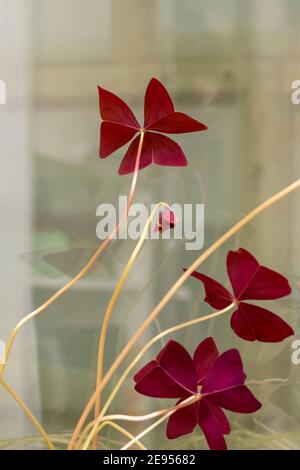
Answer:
0, 130, 299, 450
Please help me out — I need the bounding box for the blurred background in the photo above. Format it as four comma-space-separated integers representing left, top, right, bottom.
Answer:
0, 0, 300, 449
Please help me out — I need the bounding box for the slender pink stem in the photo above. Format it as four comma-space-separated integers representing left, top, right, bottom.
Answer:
92, 131, 145, 447
101, 130, 144, 240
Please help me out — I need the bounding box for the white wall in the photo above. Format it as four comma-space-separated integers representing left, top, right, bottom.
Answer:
0, 0, 40, 440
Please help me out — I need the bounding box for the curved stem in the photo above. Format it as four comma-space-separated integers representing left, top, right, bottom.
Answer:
247, 378, 288, 385
0, 131, 145, 379
68, 179, 300, 450
84, 304, 234, 448
93, 202, 169, 446
121, 412, 173, 451
82, 420, 146, 450
121, 379, 288, 450
104, 305, 233, 414
75, 420, 97, 450
84, 395, 198, 450
0, 379, 55, 450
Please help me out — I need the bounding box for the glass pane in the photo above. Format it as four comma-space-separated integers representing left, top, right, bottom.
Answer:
0, 0, 299, 450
